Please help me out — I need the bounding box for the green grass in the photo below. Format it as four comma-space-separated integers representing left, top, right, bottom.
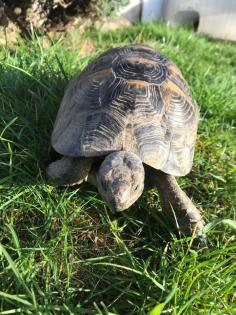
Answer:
0, 23, 236, 314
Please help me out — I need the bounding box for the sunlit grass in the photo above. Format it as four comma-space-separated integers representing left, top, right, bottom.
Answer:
0, 22, 236, 314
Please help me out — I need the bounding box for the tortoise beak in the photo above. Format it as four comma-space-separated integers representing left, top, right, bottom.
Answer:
110, 183, 131, 212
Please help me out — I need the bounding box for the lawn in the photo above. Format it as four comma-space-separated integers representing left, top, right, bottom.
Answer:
0, 23, 236, 314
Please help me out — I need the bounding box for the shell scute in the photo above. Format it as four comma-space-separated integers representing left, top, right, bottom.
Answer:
82, 111, 125, 154
113, 55, 168, 85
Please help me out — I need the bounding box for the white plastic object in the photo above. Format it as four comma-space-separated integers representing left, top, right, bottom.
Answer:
142, 0, 164, 22
163, 0, 236, 41
119, 0, 142, 23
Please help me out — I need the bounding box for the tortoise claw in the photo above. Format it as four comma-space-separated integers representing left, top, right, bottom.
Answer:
192, 234, 208, 248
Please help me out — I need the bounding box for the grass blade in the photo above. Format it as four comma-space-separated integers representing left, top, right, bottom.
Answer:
0, 292, 32, 306
0, 243, 33, 299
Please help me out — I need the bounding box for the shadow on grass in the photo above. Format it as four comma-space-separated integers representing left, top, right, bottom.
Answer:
0, 66, 68, 185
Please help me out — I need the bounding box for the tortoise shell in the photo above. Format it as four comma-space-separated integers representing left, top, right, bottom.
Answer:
51, 44, 199, 176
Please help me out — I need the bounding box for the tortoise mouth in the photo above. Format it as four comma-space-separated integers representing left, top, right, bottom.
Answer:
108, 200, 130, 212
107, 184, 144, 212
105, 191, 132, 212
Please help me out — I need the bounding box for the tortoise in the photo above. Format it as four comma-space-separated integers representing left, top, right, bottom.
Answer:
46, 44, 206, 245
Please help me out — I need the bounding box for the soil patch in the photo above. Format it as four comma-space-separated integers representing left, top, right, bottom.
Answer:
1, 0, 92, 33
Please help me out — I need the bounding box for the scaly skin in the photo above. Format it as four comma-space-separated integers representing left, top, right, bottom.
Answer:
46, 157, 93, 186
96, 151, 145, 212
145, 166, 207, 247
46, 151, 145, 212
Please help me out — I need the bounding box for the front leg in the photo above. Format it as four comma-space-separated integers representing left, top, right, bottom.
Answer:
145, 167, 207, 246
46, 156, 93, 186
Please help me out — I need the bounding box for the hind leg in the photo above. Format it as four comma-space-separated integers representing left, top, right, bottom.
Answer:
46, 156, 93, 186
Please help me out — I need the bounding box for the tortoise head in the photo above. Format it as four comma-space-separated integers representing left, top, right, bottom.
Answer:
97, 151, 145, 212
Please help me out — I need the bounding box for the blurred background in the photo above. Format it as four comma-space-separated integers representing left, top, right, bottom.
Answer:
1, 0, 236, 43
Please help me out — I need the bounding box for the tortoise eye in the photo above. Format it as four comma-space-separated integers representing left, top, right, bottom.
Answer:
123, 156, 133, 169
